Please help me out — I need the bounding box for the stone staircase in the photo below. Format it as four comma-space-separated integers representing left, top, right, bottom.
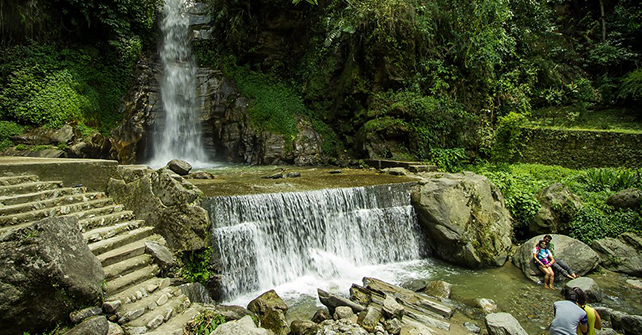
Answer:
0, 174, 197, 334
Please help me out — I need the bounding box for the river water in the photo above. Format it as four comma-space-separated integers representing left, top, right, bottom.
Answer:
198, 169, 641, 334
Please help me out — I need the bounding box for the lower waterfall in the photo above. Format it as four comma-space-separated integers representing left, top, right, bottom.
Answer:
204, 183, 428, 302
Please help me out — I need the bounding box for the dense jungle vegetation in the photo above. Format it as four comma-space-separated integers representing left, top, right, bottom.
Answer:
1, 0, 641, 244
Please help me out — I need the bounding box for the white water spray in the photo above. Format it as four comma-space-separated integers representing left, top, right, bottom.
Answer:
149, 0, 209, 167
204, 183, 428, 303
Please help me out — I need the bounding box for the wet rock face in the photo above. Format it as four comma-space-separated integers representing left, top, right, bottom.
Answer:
0, 217, 104, 334
411, 172, 513, 268
530, 183, 582, 236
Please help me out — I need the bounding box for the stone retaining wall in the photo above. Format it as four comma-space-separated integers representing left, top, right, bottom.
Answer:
519, 128, 642, 169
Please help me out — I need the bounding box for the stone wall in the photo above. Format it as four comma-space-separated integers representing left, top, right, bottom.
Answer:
519, 128, 642, 169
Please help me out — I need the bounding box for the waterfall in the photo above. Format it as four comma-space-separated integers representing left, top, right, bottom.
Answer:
204, 183, 427, 301
149, 0, 209, 167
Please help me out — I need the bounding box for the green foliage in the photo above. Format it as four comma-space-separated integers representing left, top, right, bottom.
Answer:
618, 68, 642, 101
185, 311, 227, 335
0, 44, 132, 133
431, 148, 467, 173
15, 144, 28, 151
227, 64, 303, 140
575, 168, 642, 192
181, 247, 214, 285
491, 112, 528, 162
569, 207, 642, 244
0, 121, 24, 151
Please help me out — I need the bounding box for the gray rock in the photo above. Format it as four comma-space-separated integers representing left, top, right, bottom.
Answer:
591, 232, 642, 276
465, 321, 481, 333
50, 124, 75, 144
565, 277, 602, 303
422, 280, 452, 301
66, 316, 109, 335
357, 305, 382, 332
211, 315, 270, 335
596, 328, 618, 335
311, 308, 331, 323
200, 304, 254, 322
107, 322, 124, 335
286, 172, 301, 178
318, 288, 366, 315
290, 320, 320, 335
411, 172, 513, 268
334, 306, 356, 320
247, 290, 289, 335
0, 217, 104, 334
478, 298, 498, 314
384, 318, 403, 335
319, 319, 369, 335
382, 295, 404, 319
513, 234, 599, 283
179, 282, 214, 304
606, 188, 642, 210
485, 313, 528, 335
530, 183, 582, 235
626, 278, 642, 289
145, 241, 176, 269
382, 167, 408, 176
594, 306, 627, 331
185, 171, 216, 179
167, 159, 192, 175
103, 300, 121, 314
107, 166, 210, 252
70, 306, 103, 323
621, 314, 642, 335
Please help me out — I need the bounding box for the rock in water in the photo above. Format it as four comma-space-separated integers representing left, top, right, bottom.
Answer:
247, 290, 290, 335
485, 313, 528, 335
167, 159, 192, 175
411, 172, 513, 268
0, 217, 104, 334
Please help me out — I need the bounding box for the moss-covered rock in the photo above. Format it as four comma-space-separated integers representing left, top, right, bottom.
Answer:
411, 172, 513, 268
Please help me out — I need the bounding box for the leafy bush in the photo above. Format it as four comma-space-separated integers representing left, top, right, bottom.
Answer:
0, 121, 24, 151
491, 112, 528, 162
618, 68, 642, 101
180, 247, 214, 285
185, 311, 227, 335
569, 207, 642, 244
431, 148, 467, 173
0, 44, 132, 133
575, 168, 642, 192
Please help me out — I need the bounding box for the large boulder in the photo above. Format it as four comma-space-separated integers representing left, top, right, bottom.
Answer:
411, 172, 513, 268
564, 277, 603, 303
513, 234, 599, 283
591, 232, 642, 276
0, 217, 104, 335
606, 188, 642, 211
485, 313, 528, 335
530, 183, 582, 235
107, 166, 210, 252
247, 290, 290, 335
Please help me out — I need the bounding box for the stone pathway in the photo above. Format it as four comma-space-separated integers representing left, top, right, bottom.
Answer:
0, 173, 197, 334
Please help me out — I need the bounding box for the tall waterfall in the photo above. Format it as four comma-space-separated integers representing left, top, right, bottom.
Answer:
204, 183, 427, 301
149, 0, 209, 167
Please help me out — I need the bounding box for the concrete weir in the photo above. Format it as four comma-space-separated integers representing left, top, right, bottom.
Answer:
0, 157, 118, 192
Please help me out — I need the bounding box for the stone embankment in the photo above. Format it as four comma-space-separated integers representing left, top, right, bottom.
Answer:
0, 173, 198, 335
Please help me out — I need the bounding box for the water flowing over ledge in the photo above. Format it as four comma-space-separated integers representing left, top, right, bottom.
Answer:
203, 183, 427, 301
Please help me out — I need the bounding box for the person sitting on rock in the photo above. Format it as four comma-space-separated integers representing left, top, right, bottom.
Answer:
533, 239, 556, 289
543, 234, 579, 280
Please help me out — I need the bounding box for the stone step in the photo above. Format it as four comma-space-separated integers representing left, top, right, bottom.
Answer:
144, 306, 201, 335
105, 264, 160, 296
117, 286, 184, 325
78, 209, 135, 231
0, 174, 39, 186
103, 254, 153, 281
124, 294, 191, 332
0, 198, 113, 227
0, 181, 63, 197
98, 235, 163, 268
107, 277, 170, 307
0, 187, 86, 207
89, 226, 155, 256
0, 192, 105, 216
84, 220, 146, 243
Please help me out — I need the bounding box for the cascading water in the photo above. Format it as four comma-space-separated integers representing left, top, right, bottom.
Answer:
204, 183, 428, 303
149, 0, 209, 167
